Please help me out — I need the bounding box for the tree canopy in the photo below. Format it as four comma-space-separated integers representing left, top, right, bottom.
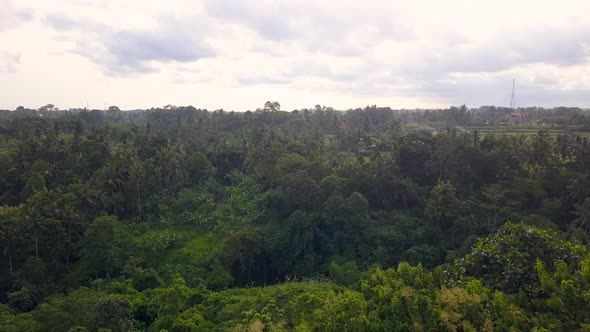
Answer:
0, 105, 589, 330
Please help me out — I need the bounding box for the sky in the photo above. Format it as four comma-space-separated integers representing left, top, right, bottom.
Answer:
1, 0, 589, 111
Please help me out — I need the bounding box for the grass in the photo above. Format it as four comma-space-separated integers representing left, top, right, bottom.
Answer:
165, 232, 219, 265
468, 127, 590, 138
205, 281, 343, 329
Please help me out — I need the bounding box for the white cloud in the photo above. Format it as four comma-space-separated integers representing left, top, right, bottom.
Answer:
0, 52, 21, 73
0, 0, 589, 110
0, 1, 33, 32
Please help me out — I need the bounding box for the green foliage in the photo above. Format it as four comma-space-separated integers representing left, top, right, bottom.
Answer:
187, 151, 212, 185
92, 297, 134, 332
131, 267, 161, 291
80, 216, 135, 278
328, 260, 361, 287
169, 187, 215, 226
361, 263, 440, 331
425, 180, 458, 229
1, 107, 590, 330
319, 175, 348, 197
213, 171, 266, 229
204, 281, 343, 330
7, 287, 35, 312
461, 222, 586, 294
32, 288, 104, 331
139, 229, 183, 253
314, 290, 370, 331
12, 257, 51, 307
21, 172, 46, 199
221, 229, 263, 285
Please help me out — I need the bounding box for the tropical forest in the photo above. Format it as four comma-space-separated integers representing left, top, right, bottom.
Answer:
1, 104, 590, 331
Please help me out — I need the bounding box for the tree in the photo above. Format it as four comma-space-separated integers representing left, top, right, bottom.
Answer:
361, 264, 439, 331
573, 198, 590, 235
12, 257, 50, 309
283, 210, 317, 276
92, 297, 133, 332
0, 206, 22, 274
328, 260, 361, 286
425, 180, 458, 229
21, 172, 46, 200
38, 104, 55, 112
39, 218, 67, 270
313, 290, 370, 331
187, 151, 212, 185
69, 182, 104, 222
319, 175, 348, 197
278, 170, 322, 214
127, 158, 145, 217
322, 192, 370, 259
530, 129, 553, 173
59, 202, 81, 270
28, 288, 103, 331
79, 216, 134, 278
426, 133, 460, 181
263, 101, 281, 112
157, 143, 188, 194
222, 230, 262, 285
461, 222, 586, 293
25, 204, 43, 259
2, 101, 590, 330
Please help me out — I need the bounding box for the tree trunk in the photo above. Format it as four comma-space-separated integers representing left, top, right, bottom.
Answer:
4, 246, 13, 274
66, 220, 72, 271
34, 226, 39, 259
112, 187, 117, 217
137, 182, 142, 217
8, 249, 12, 274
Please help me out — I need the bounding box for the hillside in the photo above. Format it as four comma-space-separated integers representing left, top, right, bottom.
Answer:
1, 106, 590, 331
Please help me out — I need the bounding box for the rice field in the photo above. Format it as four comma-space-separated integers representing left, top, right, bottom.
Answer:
464, 126, 590, 138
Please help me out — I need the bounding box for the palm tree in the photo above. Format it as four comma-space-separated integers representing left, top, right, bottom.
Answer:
573, 198, 590, 235
61, 204, 79, 271
25, 206, 43, 259
129, 159, 145, 217
0, 206, 21, 274
158, 144, 187, 195
75, 182, 103, 222
104, 163, 125, 194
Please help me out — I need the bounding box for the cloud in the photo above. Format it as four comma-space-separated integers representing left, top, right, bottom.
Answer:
0, 52, 21, 73
0, 1, 33, 32
45, 13, 78, 31
205, 0, 294, 41
3, 0, 590, 109
44, 13, 214, 74
416, 64, 590, 107
512, 25, 590, 66
237, 75, 290, 85
197, 0, 590, 108
397, 23, 590, 79
203, 0, 415, 56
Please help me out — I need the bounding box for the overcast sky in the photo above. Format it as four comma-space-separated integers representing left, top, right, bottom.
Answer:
1, 0, 589, 111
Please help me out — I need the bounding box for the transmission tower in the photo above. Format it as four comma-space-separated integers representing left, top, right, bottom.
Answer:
510, 78, 516, 110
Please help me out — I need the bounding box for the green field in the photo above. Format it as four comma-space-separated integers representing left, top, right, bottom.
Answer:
466, 126, 590, 138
